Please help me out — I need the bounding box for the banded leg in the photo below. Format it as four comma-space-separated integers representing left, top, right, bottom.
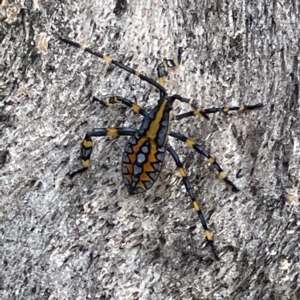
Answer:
60, 37, 167, 96
167, 145, 219, 260
155, 48, 209, 119
175, 103, 263, 121
69, 127, 137, 178
169, 94, 209, 120
169, 131, 239, 191
157, 47, 183, 87
93, 96, 148, 117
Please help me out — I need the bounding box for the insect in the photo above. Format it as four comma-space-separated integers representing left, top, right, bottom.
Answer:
60, 37, 263, 260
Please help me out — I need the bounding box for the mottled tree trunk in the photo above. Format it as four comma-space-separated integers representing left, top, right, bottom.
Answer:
1, 0, 299, 299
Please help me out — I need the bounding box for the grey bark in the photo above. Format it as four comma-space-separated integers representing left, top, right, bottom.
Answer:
1, 0, 299, 299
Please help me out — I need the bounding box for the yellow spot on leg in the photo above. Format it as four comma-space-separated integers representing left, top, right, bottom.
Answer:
107, 128, 119, 136
239, 104, 245, 111
178, 167, 186, 177
220, 171, 227, 179
193, 200, 200, 211
131, 103, 140, 113
82, 159, 90, 167
185, 139, 195, 147
103, 55, 112, 62
208, 156, 215, 164
83, 139, 93, 148
158, 77, 165, 86
205, 230, 213, 241
223, 107, 230, 112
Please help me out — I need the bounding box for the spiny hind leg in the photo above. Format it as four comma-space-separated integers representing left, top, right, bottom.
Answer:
68, 127, 137, 177
166, 145, 219, 260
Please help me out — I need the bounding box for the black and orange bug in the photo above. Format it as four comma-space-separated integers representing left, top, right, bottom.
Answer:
60, 37, 263, 260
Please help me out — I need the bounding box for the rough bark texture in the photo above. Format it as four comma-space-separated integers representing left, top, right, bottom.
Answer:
1, 0, 299, 299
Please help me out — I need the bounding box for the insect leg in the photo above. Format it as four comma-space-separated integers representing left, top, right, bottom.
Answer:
68, 127, 137, 178
60, 37, 167, 95
93, 96, 148, 117
169, 94, 209, 120
166, 145, 219, 260
169, 131, 239, 192
175, 103, 263, 121
157, 48, 183, 87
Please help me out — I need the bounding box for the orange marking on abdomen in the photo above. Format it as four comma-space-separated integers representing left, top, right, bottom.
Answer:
140, 171, 153, 182
125, 138, 161, 182
123, 163, 133, 174
127, 136, 147, 163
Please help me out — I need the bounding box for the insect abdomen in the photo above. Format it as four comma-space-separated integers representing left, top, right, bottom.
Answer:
121, 97, 172, 194
122, 134, 166, 194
